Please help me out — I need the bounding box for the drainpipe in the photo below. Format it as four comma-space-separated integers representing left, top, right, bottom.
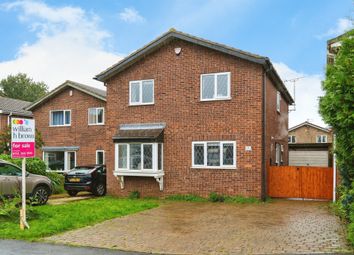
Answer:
7, 112, 13, 126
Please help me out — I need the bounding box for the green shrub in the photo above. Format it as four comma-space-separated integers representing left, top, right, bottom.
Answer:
209, 192, 225, 202
128, 191, 140, 199
46, 172, 65, 194
166, 194, 206, 202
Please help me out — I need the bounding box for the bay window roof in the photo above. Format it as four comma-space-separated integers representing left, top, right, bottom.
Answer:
113, 123, 165, 143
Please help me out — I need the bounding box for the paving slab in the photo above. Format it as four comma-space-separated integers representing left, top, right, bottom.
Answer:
45, 199, 351, 254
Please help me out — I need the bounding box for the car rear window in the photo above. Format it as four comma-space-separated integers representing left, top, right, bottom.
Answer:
70, 167, 93, 174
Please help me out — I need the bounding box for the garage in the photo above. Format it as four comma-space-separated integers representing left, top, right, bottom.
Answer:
289, 150, 329, 166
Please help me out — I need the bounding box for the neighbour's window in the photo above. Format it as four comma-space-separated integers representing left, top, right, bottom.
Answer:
288, 135, 296, 143
129, 80, 154, 105
201, 72, 230, 101
116, 143, 163, 171
88, 107, 104, 125
316, 135, 327, 143
50, 110, 71, 126
280, 144, 284, 163
96, 150, 105, 165
275, 143, 281, 165
192, 141, 236, 168
276, 91, 281, 113
44, 151, 76, 171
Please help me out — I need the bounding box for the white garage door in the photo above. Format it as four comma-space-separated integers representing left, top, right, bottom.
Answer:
289, 150, 329, 167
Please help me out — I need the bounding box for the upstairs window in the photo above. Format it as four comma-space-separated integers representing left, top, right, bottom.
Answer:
276, 91, 281, 113
50, 110, 71, 126
129, 79, 154, 105
201, 72, 230, 101
96, 150, 105, 164
192, 141, 236, 169
316, 135, 327, 143
88, 107, 104, 125
288, 135, 296, 143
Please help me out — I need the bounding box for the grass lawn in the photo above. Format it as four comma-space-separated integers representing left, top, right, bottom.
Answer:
0, 196, 158, 241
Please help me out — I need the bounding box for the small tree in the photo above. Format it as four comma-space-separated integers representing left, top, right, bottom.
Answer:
0, 73, 48, 102
319, 30, 354, 189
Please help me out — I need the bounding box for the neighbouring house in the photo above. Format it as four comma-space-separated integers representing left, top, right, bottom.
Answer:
288, 121, 333, 167
0, 96, 33, 132
26, 80, 106, 172
327, 28, 353, 65
95, 29, 294, 199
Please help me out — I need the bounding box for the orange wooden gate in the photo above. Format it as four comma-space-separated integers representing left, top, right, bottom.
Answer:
267, 166, 333, 200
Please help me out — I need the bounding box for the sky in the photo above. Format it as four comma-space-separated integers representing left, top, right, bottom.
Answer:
0, 0, 353, 127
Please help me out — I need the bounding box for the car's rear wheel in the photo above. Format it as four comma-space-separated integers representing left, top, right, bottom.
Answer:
67, 190, 78, 197
30, 186, 50, 205
93, 183, 106, 196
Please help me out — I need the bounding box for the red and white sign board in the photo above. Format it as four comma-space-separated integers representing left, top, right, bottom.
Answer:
11, 118, 35, 158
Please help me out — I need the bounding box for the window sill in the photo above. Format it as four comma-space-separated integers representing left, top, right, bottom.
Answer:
114, 169, 164, 177
191, 166, 237, 170
49, 125, 71, 127
129, 103, 155, 107
200, 97, 231, 102
88, 123, 105, 126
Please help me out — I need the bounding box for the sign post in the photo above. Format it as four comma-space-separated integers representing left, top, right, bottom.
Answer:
11, 118, 35, 230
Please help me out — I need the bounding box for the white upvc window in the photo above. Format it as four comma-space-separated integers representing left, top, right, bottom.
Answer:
50, 110, 71, 126
96, 150, 105, 165
276, 91, 281, 113
288, 135, 296, 143
192, 141, 236, 169
275, 143, 281, 165
316, 135, 327, 143
280, 144, 284, 163
200, 72, 231, 101
129, 79, 154, 105
43, 151, 76, 171
115, 143, 163, 172
88, 107, 104, 125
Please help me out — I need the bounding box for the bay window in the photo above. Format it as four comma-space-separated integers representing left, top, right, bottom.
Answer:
43, 150, 76, 172
115, 143, 163, 172
192, 141, 236, 169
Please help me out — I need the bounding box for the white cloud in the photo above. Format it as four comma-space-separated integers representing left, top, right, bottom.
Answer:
0, 1, 122, 90
317, 18, 353, 39
119, 7, 144, 23
274, 62, 326, 128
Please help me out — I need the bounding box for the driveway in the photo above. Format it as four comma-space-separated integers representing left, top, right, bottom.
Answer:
45, 200, 350, 254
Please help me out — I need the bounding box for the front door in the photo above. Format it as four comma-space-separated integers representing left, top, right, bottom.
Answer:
66, 151, 76, 170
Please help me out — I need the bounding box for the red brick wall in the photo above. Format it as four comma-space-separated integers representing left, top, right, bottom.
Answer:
105, 39, 270, 198
265, 76, 289, 168
32, 87, 106, 166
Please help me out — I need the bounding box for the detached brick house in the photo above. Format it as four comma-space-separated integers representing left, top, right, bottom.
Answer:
26, 81, 106, 172
95, 29, 294, 199
288, 121, 333, 167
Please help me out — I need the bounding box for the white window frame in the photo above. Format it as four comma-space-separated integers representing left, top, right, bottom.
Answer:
115, 143, 163, 172
200, 72, 231, 101
276, 91, 281, 113
275, 143, 280, 165
49, 110, 71, 127
288, 135, 296, 143
280, 144, 284, 163
43, 150, 76, 172
316, 135, 328, 143
129, 79, 154, 106
88, 107, 105, 125
191, 141, 236, 169
96, 150, 105, 164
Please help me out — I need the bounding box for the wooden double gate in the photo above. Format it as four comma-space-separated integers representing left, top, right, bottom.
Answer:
267, 166, 333, 200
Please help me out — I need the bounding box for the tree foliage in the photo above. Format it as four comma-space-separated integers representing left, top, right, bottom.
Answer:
0, 73, 48, 102
320, 30, 354, 188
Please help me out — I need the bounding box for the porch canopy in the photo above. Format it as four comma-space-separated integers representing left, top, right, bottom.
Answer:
112, 123, 165, 143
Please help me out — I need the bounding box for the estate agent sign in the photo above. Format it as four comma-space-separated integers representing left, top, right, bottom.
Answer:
11, 118, 35, 158
11, 118, 35, 230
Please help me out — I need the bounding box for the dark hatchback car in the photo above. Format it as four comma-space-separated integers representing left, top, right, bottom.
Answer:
64, 165, 106, 197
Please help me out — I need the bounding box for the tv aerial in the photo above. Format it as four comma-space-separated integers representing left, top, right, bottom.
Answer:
283, 76, 305, 112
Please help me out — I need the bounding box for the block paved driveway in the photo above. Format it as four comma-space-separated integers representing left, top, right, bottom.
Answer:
45, 199, 350, 254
